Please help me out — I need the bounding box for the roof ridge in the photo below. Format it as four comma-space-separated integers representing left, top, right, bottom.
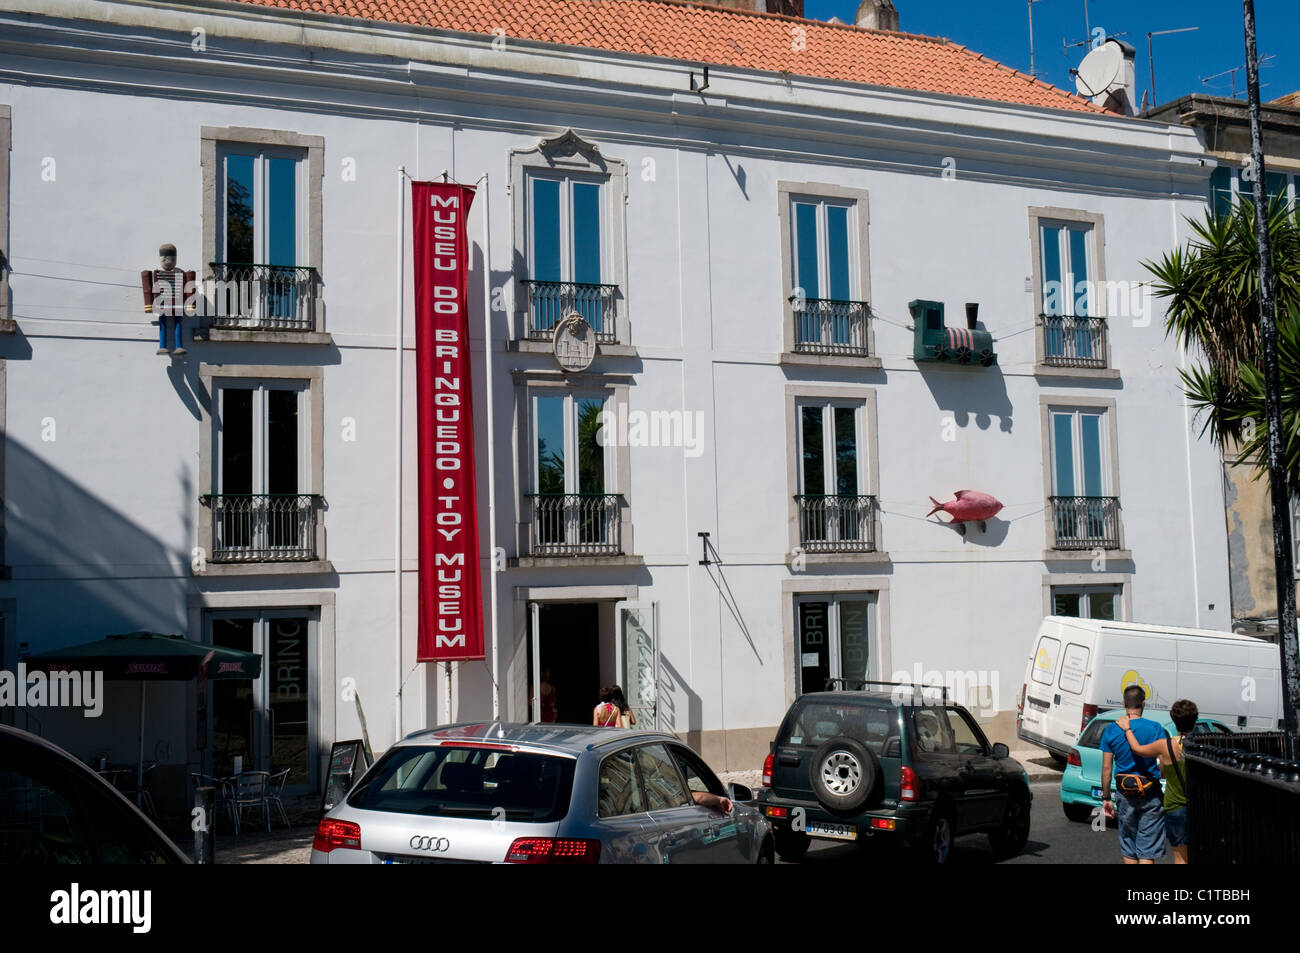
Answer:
608, 0, 952, 44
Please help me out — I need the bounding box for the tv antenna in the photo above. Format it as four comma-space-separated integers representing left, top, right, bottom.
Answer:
1146, 27, 1198, 107
1200, 55, 1274, 99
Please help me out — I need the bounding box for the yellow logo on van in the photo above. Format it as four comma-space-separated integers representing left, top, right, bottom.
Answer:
1120, 669, 1153, 701
1035, 648, 1051, 670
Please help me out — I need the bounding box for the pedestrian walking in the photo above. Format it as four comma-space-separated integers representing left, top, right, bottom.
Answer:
1117, 698, 1197, 864
1100, 684, 1168, 864
593, 686, 622, 727
611, 685, 637, 729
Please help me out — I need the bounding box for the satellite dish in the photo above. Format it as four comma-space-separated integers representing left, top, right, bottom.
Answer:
1075, 41, 1123, 98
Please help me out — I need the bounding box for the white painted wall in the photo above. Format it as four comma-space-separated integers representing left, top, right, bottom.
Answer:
0, 0, 1229, 774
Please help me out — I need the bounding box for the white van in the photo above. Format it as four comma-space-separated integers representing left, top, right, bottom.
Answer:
1016, 616, 1282, 760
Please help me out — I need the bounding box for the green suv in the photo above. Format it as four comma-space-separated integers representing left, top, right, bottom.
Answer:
755, 682, 1032, 863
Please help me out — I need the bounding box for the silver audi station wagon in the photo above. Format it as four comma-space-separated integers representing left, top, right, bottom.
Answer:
310, 723, 773, 864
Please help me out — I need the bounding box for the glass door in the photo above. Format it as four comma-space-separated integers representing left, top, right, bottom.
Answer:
208, 610, 318, 793
615, 601, 658, 730
796, 594, 877, 694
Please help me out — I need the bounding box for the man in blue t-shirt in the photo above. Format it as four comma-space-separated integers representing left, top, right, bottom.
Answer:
1100, 685, 1169, 864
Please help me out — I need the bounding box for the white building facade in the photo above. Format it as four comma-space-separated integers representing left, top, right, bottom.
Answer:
0, 0, 1230, 795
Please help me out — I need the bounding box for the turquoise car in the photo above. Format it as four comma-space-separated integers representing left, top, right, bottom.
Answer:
1059, 709, 1231, 822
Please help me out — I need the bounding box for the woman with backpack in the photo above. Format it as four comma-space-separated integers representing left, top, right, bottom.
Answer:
1116, 698, 1197, 864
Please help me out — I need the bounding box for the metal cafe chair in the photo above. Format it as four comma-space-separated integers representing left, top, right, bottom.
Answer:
234, 770, 271, 834
191, 773, 238, 834
119, 763, 158, 819
266, 769, 292, 828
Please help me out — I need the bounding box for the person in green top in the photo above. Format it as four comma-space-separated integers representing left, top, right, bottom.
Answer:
1116, 698, 1197, 865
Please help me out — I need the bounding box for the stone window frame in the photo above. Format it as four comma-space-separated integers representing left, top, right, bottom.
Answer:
199, 126, 327, 342
783, 383, 887, 566
1027, 206, 1118, 380
186, 590, 336, 785
196, 363, 330, 576
0, 105, 12, 333
508, 369, 639, 567
780, 576, 892, 706
508, 129, 632, 356
1040, 573, 1133, 621
1038, 394, 1131, 561
777, 181, 879, 369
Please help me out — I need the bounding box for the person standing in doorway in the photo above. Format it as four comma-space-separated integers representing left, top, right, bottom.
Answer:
593, 686, 622, 728
1100, 685, 1168, 864
539, 668, 558, 723
611, 685, 637, 729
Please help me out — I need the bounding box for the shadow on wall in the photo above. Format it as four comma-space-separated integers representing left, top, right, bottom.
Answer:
1, 434, 195, 765
917, 361, 1015, 433
657, 653, 701, 751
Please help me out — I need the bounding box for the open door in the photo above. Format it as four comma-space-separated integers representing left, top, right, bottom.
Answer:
529, 601, 541, 722
615, 601, 658, 730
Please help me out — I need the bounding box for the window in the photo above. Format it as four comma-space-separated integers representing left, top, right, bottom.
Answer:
1210, 164, 1293, 217
1052, 585, 1120, 620
796, 595, 875, 694
780, 184, 871, 358
670, 746, 725, 798
1030, 208, 1108, 372
1058, 643, 1090, 694
910, 708, 956, 756
527, 392, 619, 555
0, 105, 10, 332
200, 128, 323, 334
633, 744, 691, 812
598, 749, 643, 818
947, 708, 988, 756
511, 131, 627, 345
1031, 635, 1061, 686
1048, 407, 1120, 550
198, 364, 325, 571
1040, 221, 1106, 367
796, 401, 874, 552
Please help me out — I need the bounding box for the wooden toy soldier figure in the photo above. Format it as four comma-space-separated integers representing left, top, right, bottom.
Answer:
141, 243, 195, 356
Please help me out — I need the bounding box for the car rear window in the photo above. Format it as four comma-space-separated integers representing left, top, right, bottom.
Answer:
1077, 719, 1110, 749
779, 702, 899, 755
348, 745, 575, 823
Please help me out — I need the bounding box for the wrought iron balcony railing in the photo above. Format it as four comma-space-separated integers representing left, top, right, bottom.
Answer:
208, 263, 320, 332
525, 493, 623, 556
1041, 314, 1108, 368
1050, 496, 1121, 550
796, 494, 878, 553
792, 297, 871, 357
201, 494, 323, 562
520, 279, 618, 343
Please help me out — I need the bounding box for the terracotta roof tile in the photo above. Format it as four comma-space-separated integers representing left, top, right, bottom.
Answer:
228, 0, 1102, 113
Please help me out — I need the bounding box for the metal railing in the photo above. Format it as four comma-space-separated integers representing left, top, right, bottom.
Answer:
1184, 733, 1300, 863
1041, 314, 1108, 368
796, 495, 878, 553
209, 263, 320, 332
1049, 496, 1121, 550
201, 494, 323, 562
520, 280, 618, 342
792, 297, 870, 356
524, 493, 623, 556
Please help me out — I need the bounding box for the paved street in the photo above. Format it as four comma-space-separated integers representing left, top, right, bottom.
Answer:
783, 780, 1169, 865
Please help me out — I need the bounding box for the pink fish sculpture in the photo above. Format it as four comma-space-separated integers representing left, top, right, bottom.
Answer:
926, 490, 1004, 536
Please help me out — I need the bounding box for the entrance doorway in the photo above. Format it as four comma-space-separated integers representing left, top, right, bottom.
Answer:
535, 603, 600, 724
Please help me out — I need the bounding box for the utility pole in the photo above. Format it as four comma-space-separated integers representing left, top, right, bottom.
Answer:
1242, 0, 1300, 745
1028, 0, 1046, 79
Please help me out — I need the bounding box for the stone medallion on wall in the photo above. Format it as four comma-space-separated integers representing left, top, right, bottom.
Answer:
552, 311, 597, 373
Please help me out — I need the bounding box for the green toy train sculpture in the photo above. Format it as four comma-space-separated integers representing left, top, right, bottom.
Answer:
910, 299, 997, 367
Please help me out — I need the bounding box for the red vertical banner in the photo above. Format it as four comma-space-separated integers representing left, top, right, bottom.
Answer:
412, 182, 484, 662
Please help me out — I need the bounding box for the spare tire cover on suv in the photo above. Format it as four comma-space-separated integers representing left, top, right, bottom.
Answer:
810, 736, 878, 812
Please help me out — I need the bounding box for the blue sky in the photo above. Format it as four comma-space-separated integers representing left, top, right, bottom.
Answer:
803, 0, 1298, 108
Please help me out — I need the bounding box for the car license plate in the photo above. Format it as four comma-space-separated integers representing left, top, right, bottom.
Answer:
1091, 786, 1103, 799
805, 822, 857, 841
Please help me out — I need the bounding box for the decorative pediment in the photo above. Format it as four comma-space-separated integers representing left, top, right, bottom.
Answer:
532, 129, 607, 171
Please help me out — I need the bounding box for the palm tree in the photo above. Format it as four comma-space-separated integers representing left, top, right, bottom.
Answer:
1145, 194, 1300, 493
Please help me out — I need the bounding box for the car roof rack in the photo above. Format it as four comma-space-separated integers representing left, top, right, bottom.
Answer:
822, 678, 950, 702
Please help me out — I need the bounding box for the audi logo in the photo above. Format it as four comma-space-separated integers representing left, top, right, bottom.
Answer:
409, 835, 450, 852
